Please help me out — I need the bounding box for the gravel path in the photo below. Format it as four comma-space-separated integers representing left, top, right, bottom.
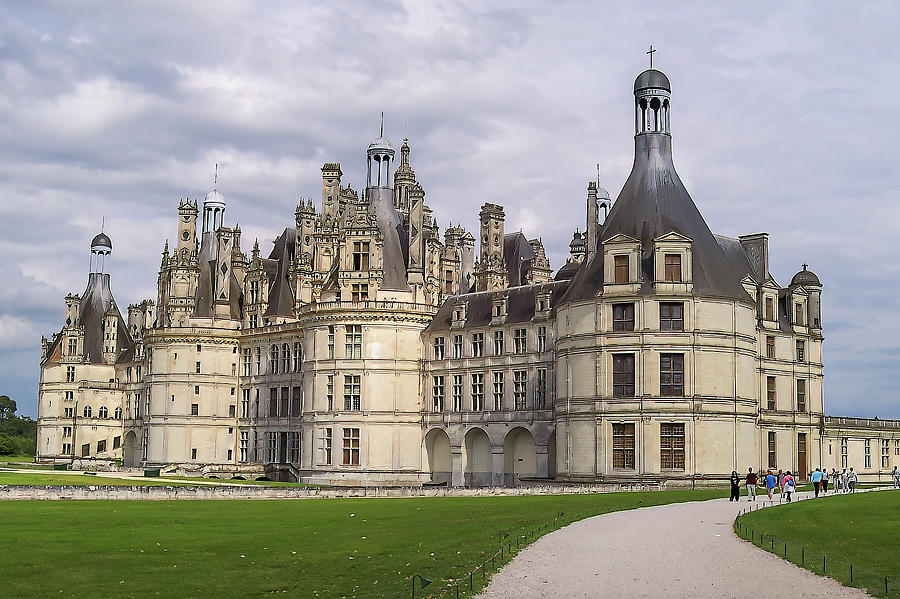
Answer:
479, 492, 871, 598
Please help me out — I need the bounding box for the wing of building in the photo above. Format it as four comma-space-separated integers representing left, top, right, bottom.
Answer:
37, 66, 900, 485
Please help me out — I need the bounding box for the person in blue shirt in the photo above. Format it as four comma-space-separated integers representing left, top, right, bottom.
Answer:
811, 467, 823, 497
765, 470, 777, 500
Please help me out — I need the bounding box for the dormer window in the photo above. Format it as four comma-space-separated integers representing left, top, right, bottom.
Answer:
765, 297, 774, 321
664, 254, 682, 282
614, 255, 629, 284
795, 302, 804, 326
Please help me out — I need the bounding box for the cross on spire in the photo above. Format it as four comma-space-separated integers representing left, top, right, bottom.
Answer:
214, 163, 218, 189
802, 262, 808, 271
380, 111, 384, 138
647, 44, 656, 68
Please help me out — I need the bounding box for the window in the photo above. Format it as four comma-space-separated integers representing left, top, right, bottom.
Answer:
766, 336, 775, 359
326, 375, 334, 411
191, 403, 199, 416
768, 431, 777, 469
513, 329, 527, 354
433, 337, 445, 360
864, 439, 871, 468
197, 344, 202, 353
493, 330, 504, 355
282, 343, 290, 373
343, 375, 361, 411
195, 361, 201, 374
766, 376, 776, 410
351, 283, 369, 302
62, 442, 72, 455
796, 379, 806, 412
66, 366, 76, 383
98, 405, 108, 418
97, 439, 107, 453
452, 375, 463, 412
452, 335, 463, 359
292, 386, 301, 417
472, 333, 484, 358
288, 432, 300, 463
492, 371, 504, 410
660, 423, 685, 469
113, 436, 121, 449
882, 439, 890, 469
432, 376, 445, 411
471, 373, 484, 411
660, 354, 684, 396
796, 340, 805, 363
249, 280, 259, 304
229, 404, 236, 417
82, 443, 90, 457
241, 389, 250, 418
280, 386, 290, 417
537, 326, 547, 352
795, 302, 804, 326
352, 241, 370, 270
327, 326, 335, 359
444, 269, 454, 294
765, 297, 774, 321
659, 302, 684, 331
612, 423, 635, 469
895, 440, 899, 456
63, 426, 72, 438
65, 391, 74, 401
142, 429, 149, 461
841, 437, 848, 468
345, 325, 362, 359
255, 347, 261, 374
513, 370, 527, 410
239, 431, 249, 462
613, 354, 636, 398
342, 428, 360, 466
322, 428, 332, 464
243, 348, 251, 376
613, 303, 635, 332
136, 366, 141, 381
614, 255, 629, 284
195, 385, 200, 395
293, 342, 302, 372
536, 368, 547, 408
664, 254, 682, 282
227, 449, 233, 461
67, 337, 77, 356
64, 407, 74, 418
114, 407, 122, 419
83, 405, 92, 418
267, 432, 277, 463
249, 314, 258, 329
268, 388, 278, 417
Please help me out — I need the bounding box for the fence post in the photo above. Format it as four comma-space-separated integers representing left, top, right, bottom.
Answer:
823, 555, 826, 574
784, 541, 787, 556
885, 577, 889, 595
849, 564, 853, 583
801, 547, 804, 566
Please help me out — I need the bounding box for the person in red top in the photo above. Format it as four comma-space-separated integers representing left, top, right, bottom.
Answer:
781, 471, 796, 502
745, 468, 757, 501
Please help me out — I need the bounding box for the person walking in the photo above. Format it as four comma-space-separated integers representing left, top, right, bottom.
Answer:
892, 466, 899, 489
811, 467, 823, 498
765, 470, 777, 501
822, 469, 829, 494
848, 468, 858, 493
841, 469, 848, 493
782, 470, 796, 502
777, 469, 784, 489
746, 467, 757, 501
729, 470, 741, 501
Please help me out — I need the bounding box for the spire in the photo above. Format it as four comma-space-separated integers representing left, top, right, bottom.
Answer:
380, 111, 384, 138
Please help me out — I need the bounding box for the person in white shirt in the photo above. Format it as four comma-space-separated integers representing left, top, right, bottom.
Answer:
892, 466, 899, 489
848, 468, 858, 493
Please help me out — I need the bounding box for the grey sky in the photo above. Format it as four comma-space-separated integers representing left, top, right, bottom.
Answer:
1, 1, 898, 418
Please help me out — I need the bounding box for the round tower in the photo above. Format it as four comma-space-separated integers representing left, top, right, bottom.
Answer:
634, 68, 671, 135
90, 232, 112, 274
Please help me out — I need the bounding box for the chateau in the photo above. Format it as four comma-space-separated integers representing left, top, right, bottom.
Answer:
36, 66, 900, 485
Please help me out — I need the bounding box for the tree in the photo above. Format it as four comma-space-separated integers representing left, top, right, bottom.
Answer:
0, 395, 17, 420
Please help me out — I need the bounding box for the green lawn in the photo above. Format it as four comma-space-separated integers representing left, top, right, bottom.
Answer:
0, 489, 723, 598
0, 472, 200, 487
736, 491, 900, 597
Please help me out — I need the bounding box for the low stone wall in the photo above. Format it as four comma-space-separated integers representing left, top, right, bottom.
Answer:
0, 481, 664, 501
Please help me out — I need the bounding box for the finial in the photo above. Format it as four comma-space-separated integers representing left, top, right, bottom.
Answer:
380, 111, 384, 138
214, 163, 218, 189
647, 44, 656, 69
802, 263, 808, 271
101, 216, 105, 233
597, 163, 601, 188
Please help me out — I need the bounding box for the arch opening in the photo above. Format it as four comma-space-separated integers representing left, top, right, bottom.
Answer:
503, 427, 536, 487
464, 428, 492, 487
424, 428, 452, 485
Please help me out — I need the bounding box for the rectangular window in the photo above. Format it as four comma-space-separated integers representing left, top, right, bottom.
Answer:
767, 376, 776, 411
765, 297, 774, 321
513, 370, 527, 410
81, 443, 90, 457
345, 325, 362, 359
432, 375, 445, 412
269, 388, 278, 417
67, 337, 77, 356
796, 379, 806, 412
249, 280, 259, 304
243, 348, 251, 376
255, 347, 261, 374
293, 342, 302, 372
659, 302, 684, 331
63, 426, 72, 438
195, 361, 201, 374
452, 335, 463, 359
614, 255, 629, 284
291, 386, 301, 417
492, 371, 504, 410
64, 407, 74, 418
471, 373, 484, 411
113, 436, 121, 450
282, 344, 290, 373
241, 388, 250, 418
195, 385, 200, 395
352, 241, 370, 271
612, 423, 635, 469
191, 403, 199, 416
288, 432, 300, 463
660, 353, 684, 396
322, 428, 332, 464
444, 269, 454, 294
66, 366, 76, 382
795, 302, 804, 326
433, 337, 445, 360
895, 440, 899, 456
493, 330, 504, 355
227, 449, 233, 462
270, 345, 279, 374
326, 375, 334, 411
327, 326, 335, 359
841, 437, 848, 468
766, 335, 776, 359
536, 368, 547, 409
280, 386, 290, 417
768, 431, 777, 469
537, 326, 547, 352
65, 391, 74, 401
97, 439, 107, 453
865, 439, 871, 469
267, 432, 277, 463
796, 340, 805, 363
342, 428, 360, 466
882, 439, 890, 469
343, 375, 361, 411
660, 423, 685, 470
351, 283, 369, 302
228, 404, 236, 417
664, 254, 682, 282
452, 375, 463, 412
472, 332, 484, 358
249, 314, 258, 329
612, 303, 635, 332
613, 354, 636, 398
513, 328, 527, 354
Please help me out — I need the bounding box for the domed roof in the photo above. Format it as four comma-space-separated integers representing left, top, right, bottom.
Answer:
634, 68, 671, 93
204, 188, 225, 206
367, 136, 394, 153
597, 185, 611, 201
791, 265, 821, 287
91, 232, 112, 250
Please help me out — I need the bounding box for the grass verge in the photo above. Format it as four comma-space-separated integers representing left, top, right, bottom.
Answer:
0, 489, 723, 598
735, 491, 900, 597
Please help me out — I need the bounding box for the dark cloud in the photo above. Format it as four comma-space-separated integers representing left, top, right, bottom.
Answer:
1, 1, 898, 418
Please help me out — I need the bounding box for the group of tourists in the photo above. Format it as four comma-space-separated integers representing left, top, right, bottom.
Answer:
728, 464, 883, 501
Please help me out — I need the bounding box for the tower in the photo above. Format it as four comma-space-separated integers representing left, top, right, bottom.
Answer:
634, 68, 671, 135
475, 203, 507, 291
90, 232, 112, 274
407, 183, 425, 284
586, 182, 599, 262
394, 137, 416, 213
177, 198, 198, 255
321, 163, 342, 222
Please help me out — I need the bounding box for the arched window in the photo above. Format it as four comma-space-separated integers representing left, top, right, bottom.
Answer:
293, 342, 302, 372
83, 405, 92, 418
282, 343, 290, 373
271, 345, 279, 374
114, 407, 122, 419
98, 406, 109, 418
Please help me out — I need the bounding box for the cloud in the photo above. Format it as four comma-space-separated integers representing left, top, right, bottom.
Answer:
0, 1, 898, 418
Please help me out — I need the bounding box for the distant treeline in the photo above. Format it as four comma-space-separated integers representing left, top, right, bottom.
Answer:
0, 395, 36, 456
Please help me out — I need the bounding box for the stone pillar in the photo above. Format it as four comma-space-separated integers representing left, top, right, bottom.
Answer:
491, 446, 505, 487
451, 445, 464, 487
535, 444, 549, 479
